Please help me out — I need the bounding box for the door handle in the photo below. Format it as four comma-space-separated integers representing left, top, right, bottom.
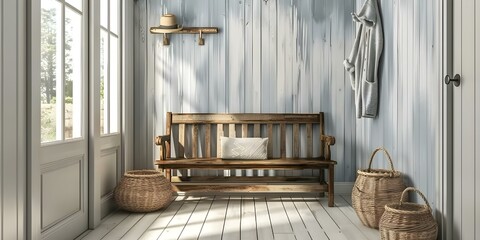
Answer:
444, 74, 461, 87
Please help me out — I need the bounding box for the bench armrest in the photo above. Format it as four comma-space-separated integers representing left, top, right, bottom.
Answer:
155, 135, 171, 145
155, 135, 171, 160
321, 135, 336, 161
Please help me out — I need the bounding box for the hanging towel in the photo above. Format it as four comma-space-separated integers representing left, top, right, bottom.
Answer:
344, 0, 383, 118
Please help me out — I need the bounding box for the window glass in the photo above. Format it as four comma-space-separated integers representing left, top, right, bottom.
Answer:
65, 8, 83, 139
100, 0, 108, 28
41, 0, 84, 143
110, 0, 119, 34
109, 36, 119, 133
100, 30, 109, 134
41, 0, 61, 142
100, 0, 121, 136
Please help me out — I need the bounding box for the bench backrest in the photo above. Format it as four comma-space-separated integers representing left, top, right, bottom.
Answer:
162, 112, 329, 160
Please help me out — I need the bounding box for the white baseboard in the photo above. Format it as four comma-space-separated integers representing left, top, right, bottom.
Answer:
334, 182, 355, 195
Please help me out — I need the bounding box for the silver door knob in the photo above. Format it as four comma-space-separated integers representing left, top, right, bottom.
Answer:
444, 74, 461, 87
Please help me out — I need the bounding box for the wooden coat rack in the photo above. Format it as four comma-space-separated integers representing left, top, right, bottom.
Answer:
150, 27, 219, 46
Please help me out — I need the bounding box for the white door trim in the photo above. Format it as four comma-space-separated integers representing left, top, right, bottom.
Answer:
88, 0, 101, 228
2, 0, 27, 239
440, 0, 453, 239
27, 0, 42, 238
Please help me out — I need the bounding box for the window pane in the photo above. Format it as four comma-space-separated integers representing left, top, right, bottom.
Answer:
100, 0, 108, 28
66, 0, 82, 12
100, 30, 109, 134
65, 8, 83, 140
110, 0, 119, 34
41, 0, 61, 142
109, 36, 119, 133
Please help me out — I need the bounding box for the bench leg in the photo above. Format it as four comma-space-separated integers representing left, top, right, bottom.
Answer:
319, 168, 325, 197
165, 168, 172, 181
328, 164, 334, 207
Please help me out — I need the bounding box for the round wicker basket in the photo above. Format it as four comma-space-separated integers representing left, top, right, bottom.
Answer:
114, 170, 173, 212
380, 187, 438, 240
352, 147, 406, 229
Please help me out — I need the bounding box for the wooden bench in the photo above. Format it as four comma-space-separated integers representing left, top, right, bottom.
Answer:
155, 112, 337, 206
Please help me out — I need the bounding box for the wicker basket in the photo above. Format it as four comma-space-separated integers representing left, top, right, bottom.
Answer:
352, 147, 406, 229
380, 187, 438, 240
114, 170, 173, 212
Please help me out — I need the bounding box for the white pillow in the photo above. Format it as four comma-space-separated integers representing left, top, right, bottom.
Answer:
220, 137, 269, 159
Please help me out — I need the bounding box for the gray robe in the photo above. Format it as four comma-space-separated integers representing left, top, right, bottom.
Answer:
344, 0, 383, 118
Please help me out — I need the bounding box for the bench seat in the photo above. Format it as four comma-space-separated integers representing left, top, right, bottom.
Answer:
155, 158, 336, 169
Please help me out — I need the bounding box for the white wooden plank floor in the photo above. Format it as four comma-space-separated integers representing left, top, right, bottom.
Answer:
77, 194, 379, 240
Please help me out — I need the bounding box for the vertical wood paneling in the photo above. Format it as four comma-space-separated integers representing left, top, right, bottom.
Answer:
189, 1, 209, 114
134, 0, 149, 169
459, 0, 476, 238
378, 0, 393, 172
142, 0, 356, 181
343, 0, 356, 182
354, 0, 442, 213
276, 0, 289, 113
134, 1, 446, 214
208, 0, 227, 113
332, 0, 346, 183
227, 0, 245, 113
452, 0, 462, 235
261, 0, 277, 112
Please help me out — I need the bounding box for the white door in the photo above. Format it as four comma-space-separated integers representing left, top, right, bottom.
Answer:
89, 0, 123, 227
451, 0, 480, 238
29, 0, 89, 239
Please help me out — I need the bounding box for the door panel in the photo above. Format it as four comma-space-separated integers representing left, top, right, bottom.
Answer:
99, 144, 121, 219
452, 0, 480, 238
32, 0, 89, 238
90, 0, 123, 227
41, 157, 83, 229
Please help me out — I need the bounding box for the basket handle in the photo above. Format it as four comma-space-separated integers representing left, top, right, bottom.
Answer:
400, 187, 432, 212
367, 147, 395, 173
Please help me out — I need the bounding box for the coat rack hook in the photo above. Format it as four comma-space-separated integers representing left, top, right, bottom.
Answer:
198, 30, 205, 45
163, 33, 170, 45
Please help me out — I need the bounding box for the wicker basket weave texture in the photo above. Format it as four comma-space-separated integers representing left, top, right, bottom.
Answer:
352, 147, 406, 229
114, 170, 173, 213
379, 187, 438, 240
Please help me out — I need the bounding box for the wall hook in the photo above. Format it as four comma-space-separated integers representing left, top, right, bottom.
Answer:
163, 33, 170, 45
198, 30, 205, 45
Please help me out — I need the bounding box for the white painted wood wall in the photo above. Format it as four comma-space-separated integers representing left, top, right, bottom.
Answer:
135, 0, 358, 182
0, 0, 26, 239
135, 0, 443, 211
354, 0, 443, 213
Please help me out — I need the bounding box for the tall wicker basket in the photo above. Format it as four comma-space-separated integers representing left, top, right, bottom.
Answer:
379, 187, 438, 240
114, 170, 173, 212
352, 147, 406, 229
